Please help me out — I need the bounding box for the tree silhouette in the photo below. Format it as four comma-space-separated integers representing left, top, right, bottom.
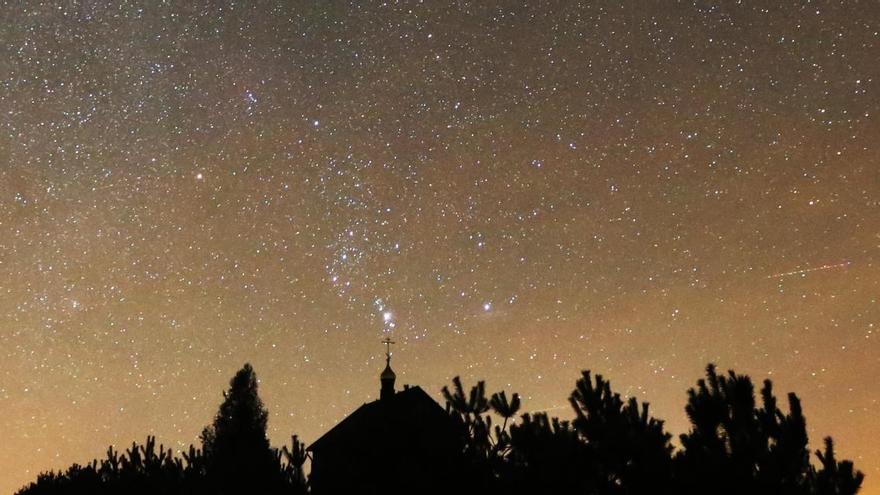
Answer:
812, 437, 865, 495
280, 435, 309, 495
16, 362, 864, 495
442, 376, 523, 492
201, 363, 283, 494
508, 412, 589, 494
15, 436, 208, 495
490, 390, 521, 432
677, 364, 864, 495
569, 370, 674, 494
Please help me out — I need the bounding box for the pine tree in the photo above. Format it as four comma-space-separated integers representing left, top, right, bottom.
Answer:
281, 435, 309, 495
812, 437, 864, 495
676, 364, 864, 495
508, 412, 589, 494
569, 371, 674, 494
443, 377, 523, 492
201, 363, 281, 495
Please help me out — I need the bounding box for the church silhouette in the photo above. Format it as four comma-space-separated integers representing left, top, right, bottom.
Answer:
307, 340, 461, 494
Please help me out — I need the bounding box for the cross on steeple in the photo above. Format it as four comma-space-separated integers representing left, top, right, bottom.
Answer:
380, 337, 397, 401
381, 336, 395, 364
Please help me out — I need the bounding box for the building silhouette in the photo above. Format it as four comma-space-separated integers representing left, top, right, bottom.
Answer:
307, 341, 460, 494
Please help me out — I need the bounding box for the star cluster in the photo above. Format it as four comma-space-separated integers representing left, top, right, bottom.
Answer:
1, 2, 878, 493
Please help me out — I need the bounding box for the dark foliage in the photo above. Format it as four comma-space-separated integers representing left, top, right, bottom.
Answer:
17, 364, 306, 495
200, 363, 287, 494
508, 412, 588, 493
813, 437, 865, 495
439, 366, 860, 495
14, 437, 207, 495
441, 376, 506, 491
18, 363, 862, 495
676, 364, 863, 495
569, 371, 674, 494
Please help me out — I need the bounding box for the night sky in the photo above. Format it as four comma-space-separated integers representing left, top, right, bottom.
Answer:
1, 1, 879, 493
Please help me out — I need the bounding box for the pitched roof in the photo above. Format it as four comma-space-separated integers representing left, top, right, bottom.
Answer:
307, 386, 449, 453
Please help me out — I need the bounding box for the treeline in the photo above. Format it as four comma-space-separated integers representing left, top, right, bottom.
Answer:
17, 364, 863, 495
447, 365, 863, 495
16, 364, 307, 495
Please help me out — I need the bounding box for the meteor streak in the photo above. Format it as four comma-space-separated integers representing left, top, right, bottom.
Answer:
766, 261, 852, 279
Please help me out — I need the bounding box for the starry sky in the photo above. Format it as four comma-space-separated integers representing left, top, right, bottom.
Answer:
1, 1, 879, 493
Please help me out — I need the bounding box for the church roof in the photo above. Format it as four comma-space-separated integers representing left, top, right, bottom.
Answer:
307, 385, 449, 453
